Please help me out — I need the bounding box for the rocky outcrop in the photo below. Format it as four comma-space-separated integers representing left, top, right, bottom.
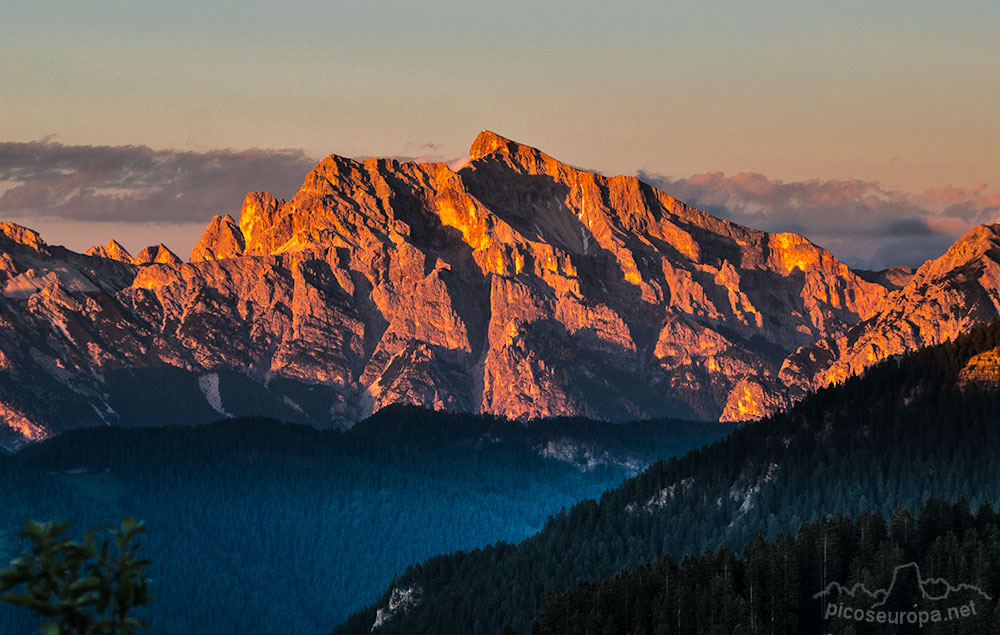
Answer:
134, 244, 182, 265
720, 376, 794, 422
190, 215, 245, 262
2, 131, 992, 447
0, 222, 49, 254
958, 347, 1000, 388
86, 240, 134, 263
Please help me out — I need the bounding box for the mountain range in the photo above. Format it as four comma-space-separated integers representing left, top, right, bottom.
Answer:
3, 130, 1000, 448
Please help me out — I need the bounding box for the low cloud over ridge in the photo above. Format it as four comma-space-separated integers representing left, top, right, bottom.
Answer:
639, 171, 1000, 270
0, 138, 318, 225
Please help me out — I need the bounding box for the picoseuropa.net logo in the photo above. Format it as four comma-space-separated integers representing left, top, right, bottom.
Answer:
814, 562, 991, 629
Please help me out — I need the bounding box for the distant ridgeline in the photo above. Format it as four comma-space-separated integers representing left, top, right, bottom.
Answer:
0, 407, 729, 635
335, 319, 1000, 635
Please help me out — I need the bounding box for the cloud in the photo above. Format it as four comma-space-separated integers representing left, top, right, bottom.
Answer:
0, 139, 319, 225
449, 155, 471, 171
638, 170, 1000, 269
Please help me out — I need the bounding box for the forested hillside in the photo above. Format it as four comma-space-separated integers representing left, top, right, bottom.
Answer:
336, 320, 1000, 635
0, 407, 729, 634
534, 498, 1000, 634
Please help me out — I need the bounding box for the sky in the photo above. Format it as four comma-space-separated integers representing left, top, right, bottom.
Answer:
1, 1, 998, 268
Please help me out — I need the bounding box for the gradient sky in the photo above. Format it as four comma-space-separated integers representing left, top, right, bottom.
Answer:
1, 1, 998, 267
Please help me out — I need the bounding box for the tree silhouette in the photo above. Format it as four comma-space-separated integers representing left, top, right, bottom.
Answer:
0, 518, 152, 635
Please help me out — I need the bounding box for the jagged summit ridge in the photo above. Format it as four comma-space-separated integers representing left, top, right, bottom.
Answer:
134, 243, 182, 265
781, 221, 1000, 391
86, 239, 134, 263
0, 222, 48, 253
469, 130, 514, 161
191, 214, 245, 262
1, 131, 997, 447
467, 130, 560, 171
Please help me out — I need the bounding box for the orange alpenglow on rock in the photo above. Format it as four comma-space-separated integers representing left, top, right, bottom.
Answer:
133, 243, 182, 265
2, 131, 1000, 448
0, 222, 48, 253
958, 347, 1000, 388
190, 215, 246, 262
0, 403, 48, 445
86, 239, 134, 263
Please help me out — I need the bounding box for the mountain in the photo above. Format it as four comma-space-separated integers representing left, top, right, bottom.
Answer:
332, 319, 1000, 634
0, 407, 730, 634
132, 243, 182, 265
2, 131, 999, 447
782, 224, 1000, 392
85, 239, 133, 263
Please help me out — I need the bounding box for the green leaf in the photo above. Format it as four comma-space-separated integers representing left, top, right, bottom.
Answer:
67, 576, 102, 595
2, 591, 30, 606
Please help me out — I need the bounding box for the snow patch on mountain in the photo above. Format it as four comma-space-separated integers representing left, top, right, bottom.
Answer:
282, 396, 304, 413
198, 374, 231, 417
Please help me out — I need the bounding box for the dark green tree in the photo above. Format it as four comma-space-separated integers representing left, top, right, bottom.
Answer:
0, 517, 152, 635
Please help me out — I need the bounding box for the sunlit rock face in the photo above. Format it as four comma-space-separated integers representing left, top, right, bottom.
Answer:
3, 130, 991, 447
86, 240, 134, 264
958, 346, 1000, 388
134, 244, 182, 265
190, 215, 245, 262
781, 224, 1000, 393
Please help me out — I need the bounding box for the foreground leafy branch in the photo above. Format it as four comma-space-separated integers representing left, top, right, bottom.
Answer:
0, 517, 152, 634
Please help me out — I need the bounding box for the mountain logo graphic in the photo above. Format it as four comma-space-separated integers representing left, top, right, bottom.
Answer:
815, 562, 991, 628
814, 562, 992, 606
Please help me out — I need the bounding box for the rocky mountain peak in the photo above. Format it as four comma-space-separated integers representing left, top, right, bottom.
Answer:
134, 243, 182, 265
168, 131, 888, 424
913, 223, 1000, 281
191, 215, 246, 262
86, 239, 134, 263
466, 130, 576, 181
780, 222, 1000, 393
469, 130, 519, 161
0, 222, 48, 254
